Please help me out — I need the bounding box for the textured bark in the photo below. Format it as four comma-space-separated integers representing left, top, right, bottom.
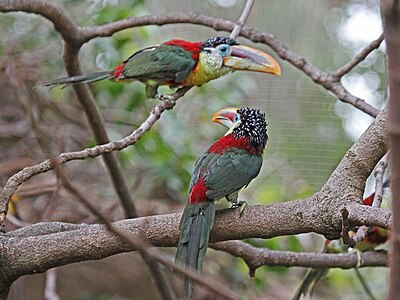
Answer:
382, 1, 400, 299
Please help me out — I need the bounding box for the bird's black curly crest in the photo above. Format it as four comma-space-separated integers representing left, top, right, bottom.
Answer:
202, 36, 238, 48
234, 107, 268, 149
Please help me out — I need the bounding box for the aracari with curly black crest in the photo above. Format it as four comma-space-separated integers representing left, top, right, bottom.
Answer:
175, 107, 268, 299
41, 36, 281, 98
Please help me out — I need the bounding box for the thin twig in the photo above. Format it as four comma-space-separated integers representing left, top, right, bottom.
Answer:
354, 268, 377, 300
372, 152, 390, 208
44, 268, 60, 300
230, 0, 255, 40
334, 34, 384, 78
341, 207, 356, 247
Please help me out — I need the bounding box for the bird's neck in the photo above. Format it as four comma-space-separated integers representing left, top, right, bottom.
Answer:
208, 134, 264, 155
181, 52, 231, 86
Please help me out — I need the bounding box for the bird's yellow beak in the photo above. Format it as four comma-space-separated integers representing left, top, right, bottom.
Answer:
223, 45, 281, 75
212, 107, 240, 129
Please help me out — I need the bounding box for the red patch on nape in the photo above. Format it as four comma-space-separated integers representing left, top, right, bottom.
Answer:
208, 135, 255, 155
163, 40, 202, 60
363, 193, 374, 206
113, 64, 125, 78
189, 178, 208, 204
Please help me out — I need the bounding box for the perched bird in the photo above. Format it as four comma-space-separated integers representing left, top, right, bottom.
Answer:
292, 183, 391, 300
41, 36, 281, 98
175, 107, 268, 298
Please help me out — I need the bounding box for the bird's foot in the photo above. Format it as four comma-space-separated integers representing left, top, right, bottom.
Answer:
231, 200, 248, 216
156, 93, 176, 109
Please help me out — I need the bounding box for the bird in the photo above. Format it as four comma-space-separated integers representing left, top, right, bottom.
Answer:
175, 106, 268, 298
40, 36, 281, 98
292, 182, 391, 300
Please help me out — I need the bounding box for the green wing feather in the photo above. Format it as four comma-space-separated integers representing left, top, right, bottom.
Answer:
121, 45, 197, 83
205, 149, 263, 200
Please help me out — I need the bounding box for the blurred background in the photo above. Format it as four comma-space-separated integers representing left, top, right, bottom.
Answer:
0, 0, 388, 299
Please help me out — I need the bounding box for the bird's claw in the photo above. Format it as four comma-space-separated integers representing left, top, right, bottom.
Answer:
230, 200, 248, 216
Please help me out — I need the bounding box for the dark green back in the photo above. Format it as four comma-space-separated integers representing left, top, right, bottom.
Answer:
190, 148, 263, 201
121, 45, 197, 83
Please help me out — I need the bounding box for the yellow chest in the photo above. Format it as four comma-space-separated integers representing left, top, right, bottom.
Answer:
181, 58, 231, 86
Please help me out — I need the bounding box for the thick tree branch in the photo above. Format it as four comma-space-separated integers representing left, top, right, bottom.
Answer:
0, 203, 389, 284
382, 1, 400, 299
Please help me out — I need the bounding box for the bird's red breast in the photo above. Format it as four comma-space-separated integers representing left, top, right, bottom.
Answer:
208, 135, 262, 155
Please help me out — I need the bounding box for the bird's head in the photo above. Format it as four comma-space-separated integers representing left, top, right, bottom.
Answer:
213, 106, 268, 148
201, 36, 281, 76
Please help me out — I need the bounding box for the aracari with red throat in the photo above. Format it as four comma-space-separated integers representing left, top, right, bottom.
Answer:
175, 107, 268, 299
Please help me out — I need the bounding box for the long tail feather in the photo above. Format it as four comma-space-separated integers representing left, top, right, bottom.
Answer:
40, 71, 113, 87
175, 201, 215, 299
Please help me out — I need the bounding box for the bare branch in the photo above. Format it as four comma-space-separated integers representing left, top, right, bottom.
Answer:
334, 33, 384, 78
230, 0, 255, 40
341, 206, 356, 247
44, 268, 60, 300
62, 44, 138, 219
382, 1, 400, 298
373, 152, 390, 208
211, 241, 387, 276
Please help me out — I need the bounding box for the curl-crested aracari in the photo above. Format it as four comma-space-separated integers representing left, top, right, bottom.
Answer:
175, 106, 268, 298
41, 36, 281, 98
292, 182, 391, 300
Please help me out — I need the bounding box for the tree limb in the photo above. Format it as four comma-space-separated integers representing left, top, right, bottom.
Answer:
211, 240, 387, 277
230, 0, 255, 39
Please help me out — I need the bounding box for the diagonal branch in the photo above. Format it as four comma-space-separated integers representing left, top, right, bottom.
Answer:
63, 44, 137, 219
334, 33, 385, 78
230, 0, 255, 40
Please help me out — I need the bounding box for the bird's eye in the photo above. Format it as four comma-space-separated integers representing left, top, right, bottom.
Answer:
217, 44, 230, 57
234, 113, 240, 122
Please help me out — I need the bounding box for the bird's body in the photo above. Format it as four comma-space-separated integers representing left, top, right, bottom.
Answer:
175, 107, 268, 298
41, 36, 281, 98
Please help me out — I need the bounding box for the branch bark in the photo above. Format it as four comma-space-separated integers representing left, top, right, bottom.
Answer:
211, 241, 387, 276
382, 1, 400, 299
